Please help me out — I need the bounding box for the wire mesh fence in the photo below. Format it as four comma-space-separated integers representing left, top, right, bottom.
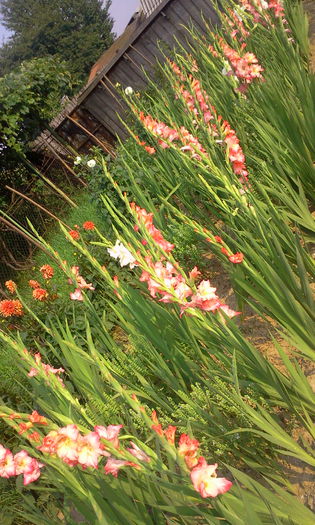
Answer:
0, 178, 74, 292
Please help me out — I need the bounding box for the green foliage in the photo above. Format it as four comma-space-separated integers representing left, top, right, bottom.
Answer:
0, 0, 115, 80
0, 56, 76, 155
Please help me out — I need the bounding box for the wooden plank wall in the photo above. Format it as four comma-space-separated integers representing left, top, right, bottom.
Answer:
56, 0, 220, 146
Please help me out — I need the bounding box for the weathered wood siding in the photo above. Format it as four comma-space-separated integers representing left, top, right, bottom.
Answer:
38, 0, 220, 153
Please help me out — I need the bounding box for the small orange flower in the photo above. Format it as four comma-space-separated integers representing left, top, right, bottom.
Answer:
5, 280, 16, 293
0, 299, 23, 318
82, 221, 95, 231
28, 431, 41, 443
40, 264, 54, 279
69, 230, 80, 240
229, 252, 244, 264
28, 410, 47, 425
32, 288, 48, 302
29, 280, 41, 289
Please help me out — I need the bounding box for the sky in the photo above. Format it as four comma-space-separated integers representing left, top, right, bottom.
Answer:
0, 0, 140, 44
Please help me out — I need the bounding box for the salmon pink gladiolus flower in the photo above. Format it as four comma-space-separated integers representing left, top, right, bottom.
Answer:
229, 252, 244, 264
94, 424, 123, 449
14, 450, 44, 485
164, 425, 177, 445
127, 442, 151, 463
104, 457, 137, 477
178, 433, 200, 469
77, 432, 103, 469
190, 457, 232, 498
70, 288, 84, 301
28, 410, 47, 425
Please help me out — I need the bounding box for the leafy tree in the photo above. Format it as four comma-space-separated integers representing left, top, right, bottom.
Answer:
0, 0, 115, 80
0, 55, 77, 204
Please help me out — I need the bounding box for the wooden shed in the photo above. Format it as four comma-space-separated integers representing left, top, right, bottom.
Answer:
33, 0, 220, 162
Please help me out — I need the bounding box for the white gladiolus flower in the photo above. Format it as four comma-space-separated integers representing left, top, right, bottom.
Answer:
108, 240, 136, 268
125, 86, 134, 96
87, 159, 96, 168
260, 0, 269, 9
74, 156, 82, 165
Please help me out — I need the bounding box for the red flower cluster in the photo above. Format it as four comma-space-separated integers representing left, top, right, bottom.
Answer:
82, 221, 95, 231
69, 229, 80, 240
0, 299, 23, 318
0, 444, 43, 485
131, 203, 174, 253
5, 280, 16, 294
40, 264, 54, 279
29, 279, 41, 289
151, 414, 232, 499
32, 288, 48, 302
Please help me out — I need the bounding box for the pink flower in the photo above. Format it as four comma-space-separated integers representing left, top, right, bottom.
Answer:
94, 425, 123, 449
127, 442, 150, 463
104, 458, 137, 477
13, 450, 44, 485
77, 432, 103, 469
70, 288, 84, 301
0, 445, 15, 478
190, 457, 232, 498
164, 425, 177, 445
55, 425, 80, 466
178, 433, 200, 469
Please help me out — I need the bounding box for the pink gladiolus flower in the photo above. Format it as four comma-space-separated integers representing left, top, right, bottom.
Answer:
104, 457, 137, 477
77, 432, 103, 469
55, 425, 80, 466
178, 433, 200, 469
0, 445, 15, 478
164, 425, 177, 445
94, 425, 123, 449
190, 457, 232, 498
127, 442, 150, 463
14, 450, 44, 484
70, 288, 84, 301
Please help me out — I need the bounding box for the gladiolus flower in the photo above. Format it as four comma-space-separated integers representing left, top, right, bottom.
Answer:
104, 457, 137, 477
178, 433, 200, 469
0, 445, 15, 478
32, 288, 48, 301
40, 264, 54, 279
190, 457, 232, 498
82, 221, 95, 231
28, 410, 48, 425
152, 424, 164, 436
108, 240, 136, 268
77, 432, 103, 469
165, 425, 177, 445
229, 252, 244, 264
69, 230, 80, 240
18, 422, 33, 434
94, 425, 123, 449
127, 442, 150, 463
70, 288, 84, 301
0, 299, 23, 318
28, 432, 41, 443
5, 280, 16, 293
29, 280, 41, 289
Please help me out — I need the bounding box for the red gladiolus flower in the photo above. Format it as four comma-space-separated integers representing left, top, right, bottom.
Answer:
29, 280, 41, 289
82, 221, 95, 231
0, 299, 23, 318
32, 288, 48, 302
28, 432, 41, 443
151, 424, 164, 436
28, 411, 48, 425
5, 280, 16, 293
69, 230, 80, 240
229, 252, 244, 264
40, 265, 54, 279
165, 425, 177, 445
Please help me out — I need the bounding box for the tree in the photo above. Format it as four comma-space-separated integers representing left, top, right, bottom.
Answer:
0, 0, 115, 80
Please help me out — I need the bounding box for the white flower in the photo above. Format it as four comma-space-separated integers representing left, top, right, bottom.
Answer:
233, 9, 243, 21
87, 159, 96, 168
107, 240, 136, 268
260, 0, 269, 9
125, 86, 134, 96
74, 156, 82, 165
